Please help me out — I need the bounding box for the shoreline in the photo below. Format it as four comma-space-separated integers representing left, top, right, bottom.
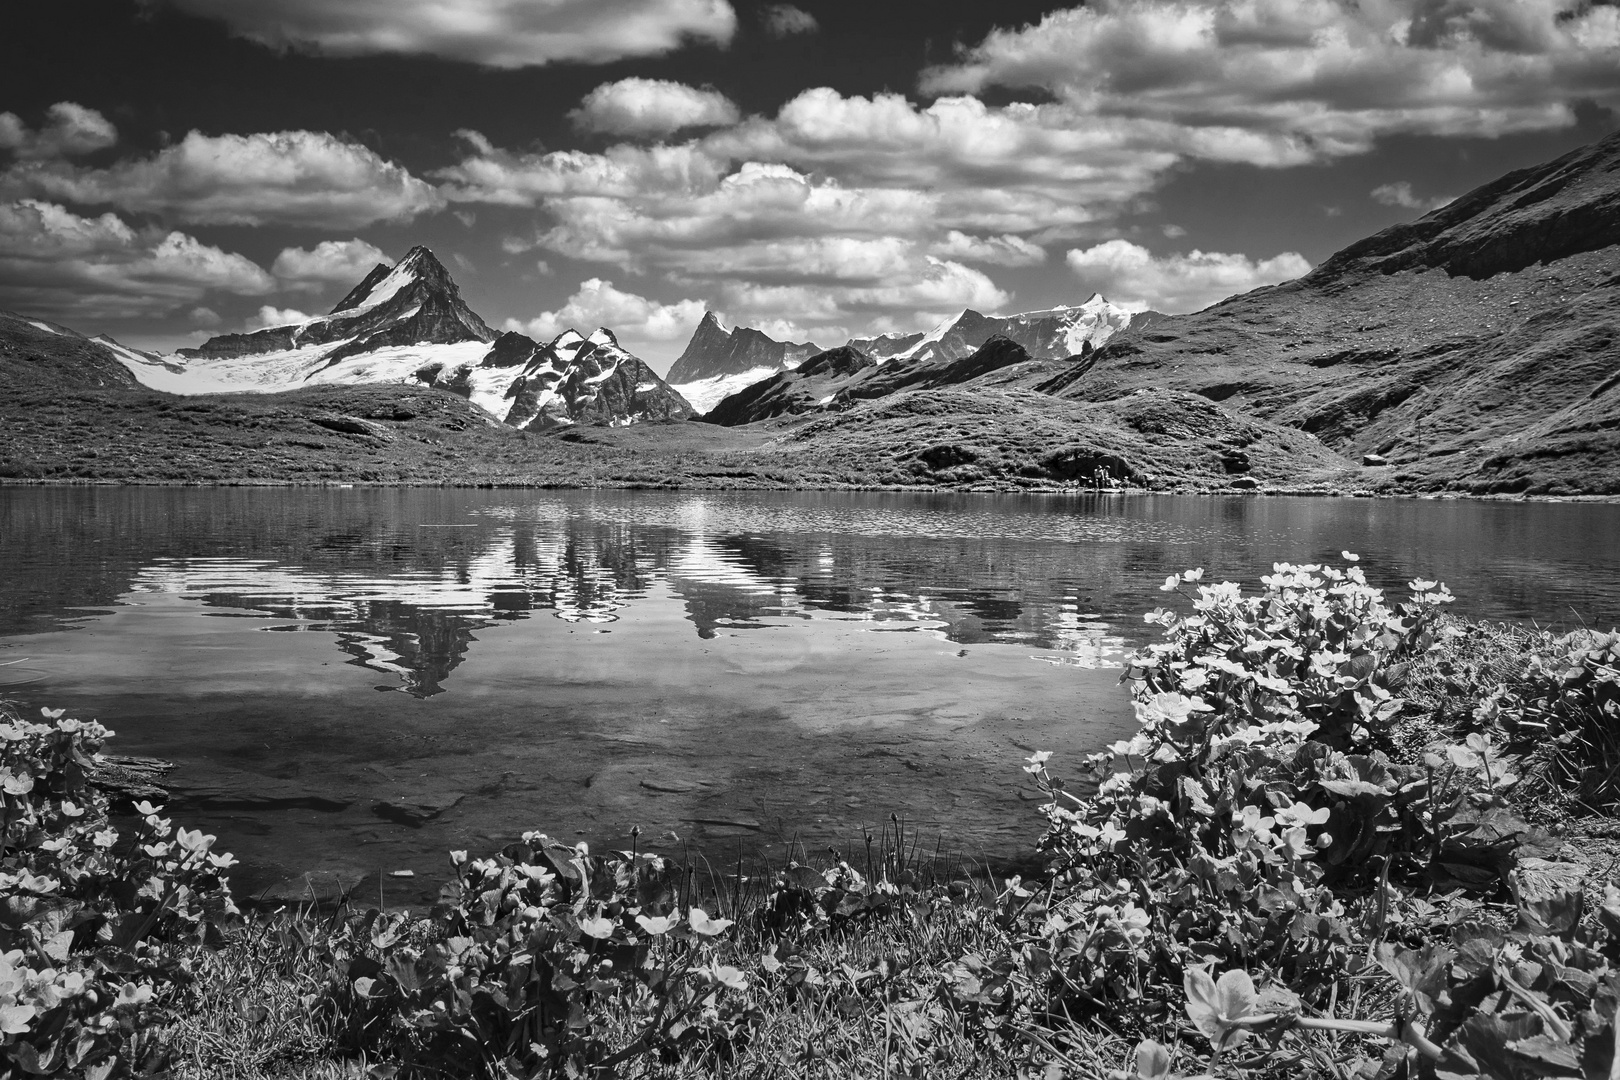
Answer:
5, 477, 1618, 503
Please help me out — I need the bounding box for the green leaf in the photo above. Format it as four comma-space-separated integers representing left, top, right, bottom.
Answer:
1375, 942, 1453, 1015
1134, 1040, 1173, 1080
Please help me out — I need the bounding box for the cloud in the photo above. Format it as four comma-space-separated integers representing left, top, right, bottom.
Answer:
440, 134, 1026, 338
928, 230, 1046, 266
505, 278, 707, 345
2, 130, 443, 228
151, 0, 738, 67
762, 4, 818, 37
0, 103, 118, 160
437, 131, 728, 206
248, 304, 314, 329
922, 1, 1620, 159
271, 238, 389, 287
0, 199, 274, 320
1064, 239, 1309, 313
570, 78, 740, 138
1371, 181, 1454, 212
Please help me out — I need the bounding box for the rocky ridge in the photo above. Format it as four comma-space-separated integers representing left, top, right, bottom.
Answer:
704, 336, 1045, 426
181, 246, 496, 364
666, 312, 822, 385
418, 328, 693, 429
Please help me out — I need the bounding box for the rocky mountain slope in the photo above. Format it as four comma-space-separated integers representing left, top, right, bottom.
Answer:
417, 328, 692, 429
703, 345, 877, 426
704, 336, 1048, 426
665, 312, 822, 412
1042, 129, 1620, 495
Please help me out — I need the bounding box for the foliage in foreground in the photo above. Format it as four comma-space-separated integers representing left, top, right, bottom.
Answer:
1, 707, 236, 1077
5, 556, 1620, 1079
1025, 559, 1618, 1078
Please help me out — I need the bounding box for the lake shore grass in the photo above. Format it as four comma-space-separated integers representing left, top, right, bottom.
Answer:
6, 568, 1620, 1080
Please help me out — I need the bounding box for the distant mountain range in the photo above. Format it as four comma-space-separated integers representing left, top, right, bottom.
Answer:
3, 127, 1617, 494
69, 245, 693, 429
668, 294, 1142, 413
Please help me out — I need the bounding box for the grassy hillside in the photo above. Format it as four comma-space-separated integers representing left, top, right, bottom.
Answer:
0, 380, 1367, 493
1041, 131, 1620, 496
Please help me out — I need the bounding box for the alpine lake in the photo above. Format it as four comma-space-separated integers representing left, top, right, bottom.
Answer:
2, 487, 1617, 905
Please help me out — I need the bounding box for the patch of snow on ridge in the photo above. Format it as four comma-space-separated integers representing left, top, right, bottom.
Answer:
673, 366, 779, 413
895, 311, 962, 363
28, 320, 62, 335
340, 257, 418, 315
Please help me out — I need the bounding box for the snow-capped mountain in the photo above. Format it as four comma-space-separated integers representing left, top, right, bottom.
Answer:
417, 327, 692, 429
183, 246, 495, 365
895, 295, 1135, 366
97, 246, 689, 428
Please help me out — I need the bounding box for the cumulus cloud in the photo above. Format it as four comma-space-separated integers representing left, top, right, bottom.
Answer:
271, 238, 390, 287
440, 132, 1030, 337
1, 130, 442, 228
1371, 182, 1454, 212
151, 0, 737, 67
0, 199, 274, 320
0, 103, 118, 160
928, 230, 1046, 266
505, 278, 707, 346
762, 4, 818, 37
248, 304, 315, 329
922, 0, 1620, 159
570, 79, 740, 138
437, 130, 729, 207
1064, 239, 1310, 313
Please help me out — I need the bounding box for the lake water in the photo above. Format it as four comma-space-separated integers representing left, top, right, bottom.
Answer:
2, 488, 1616, 904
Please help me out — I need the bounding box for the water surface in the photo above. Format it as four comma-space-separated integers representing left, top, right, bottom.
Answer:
1, 488, 1615, 902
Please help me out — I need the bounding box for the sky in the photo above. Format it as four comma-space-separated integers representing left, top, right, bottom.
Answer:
1, 0, 1618, 373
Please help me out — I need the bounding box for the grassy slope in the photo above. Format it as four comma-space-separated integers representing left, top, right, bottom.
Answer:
0, 379, 1363, 493
1037, 129, 1620, 496
759, 385, 1358, 492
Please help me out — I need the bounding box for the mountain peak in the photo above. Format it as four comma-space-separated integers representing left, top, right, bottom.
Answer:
329, 262, 394, 315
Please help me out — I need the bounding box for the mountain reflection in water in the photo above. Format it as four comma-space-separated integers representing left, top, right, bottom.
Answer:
125, 521, 1128, 697
2, 487, 1616, 902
